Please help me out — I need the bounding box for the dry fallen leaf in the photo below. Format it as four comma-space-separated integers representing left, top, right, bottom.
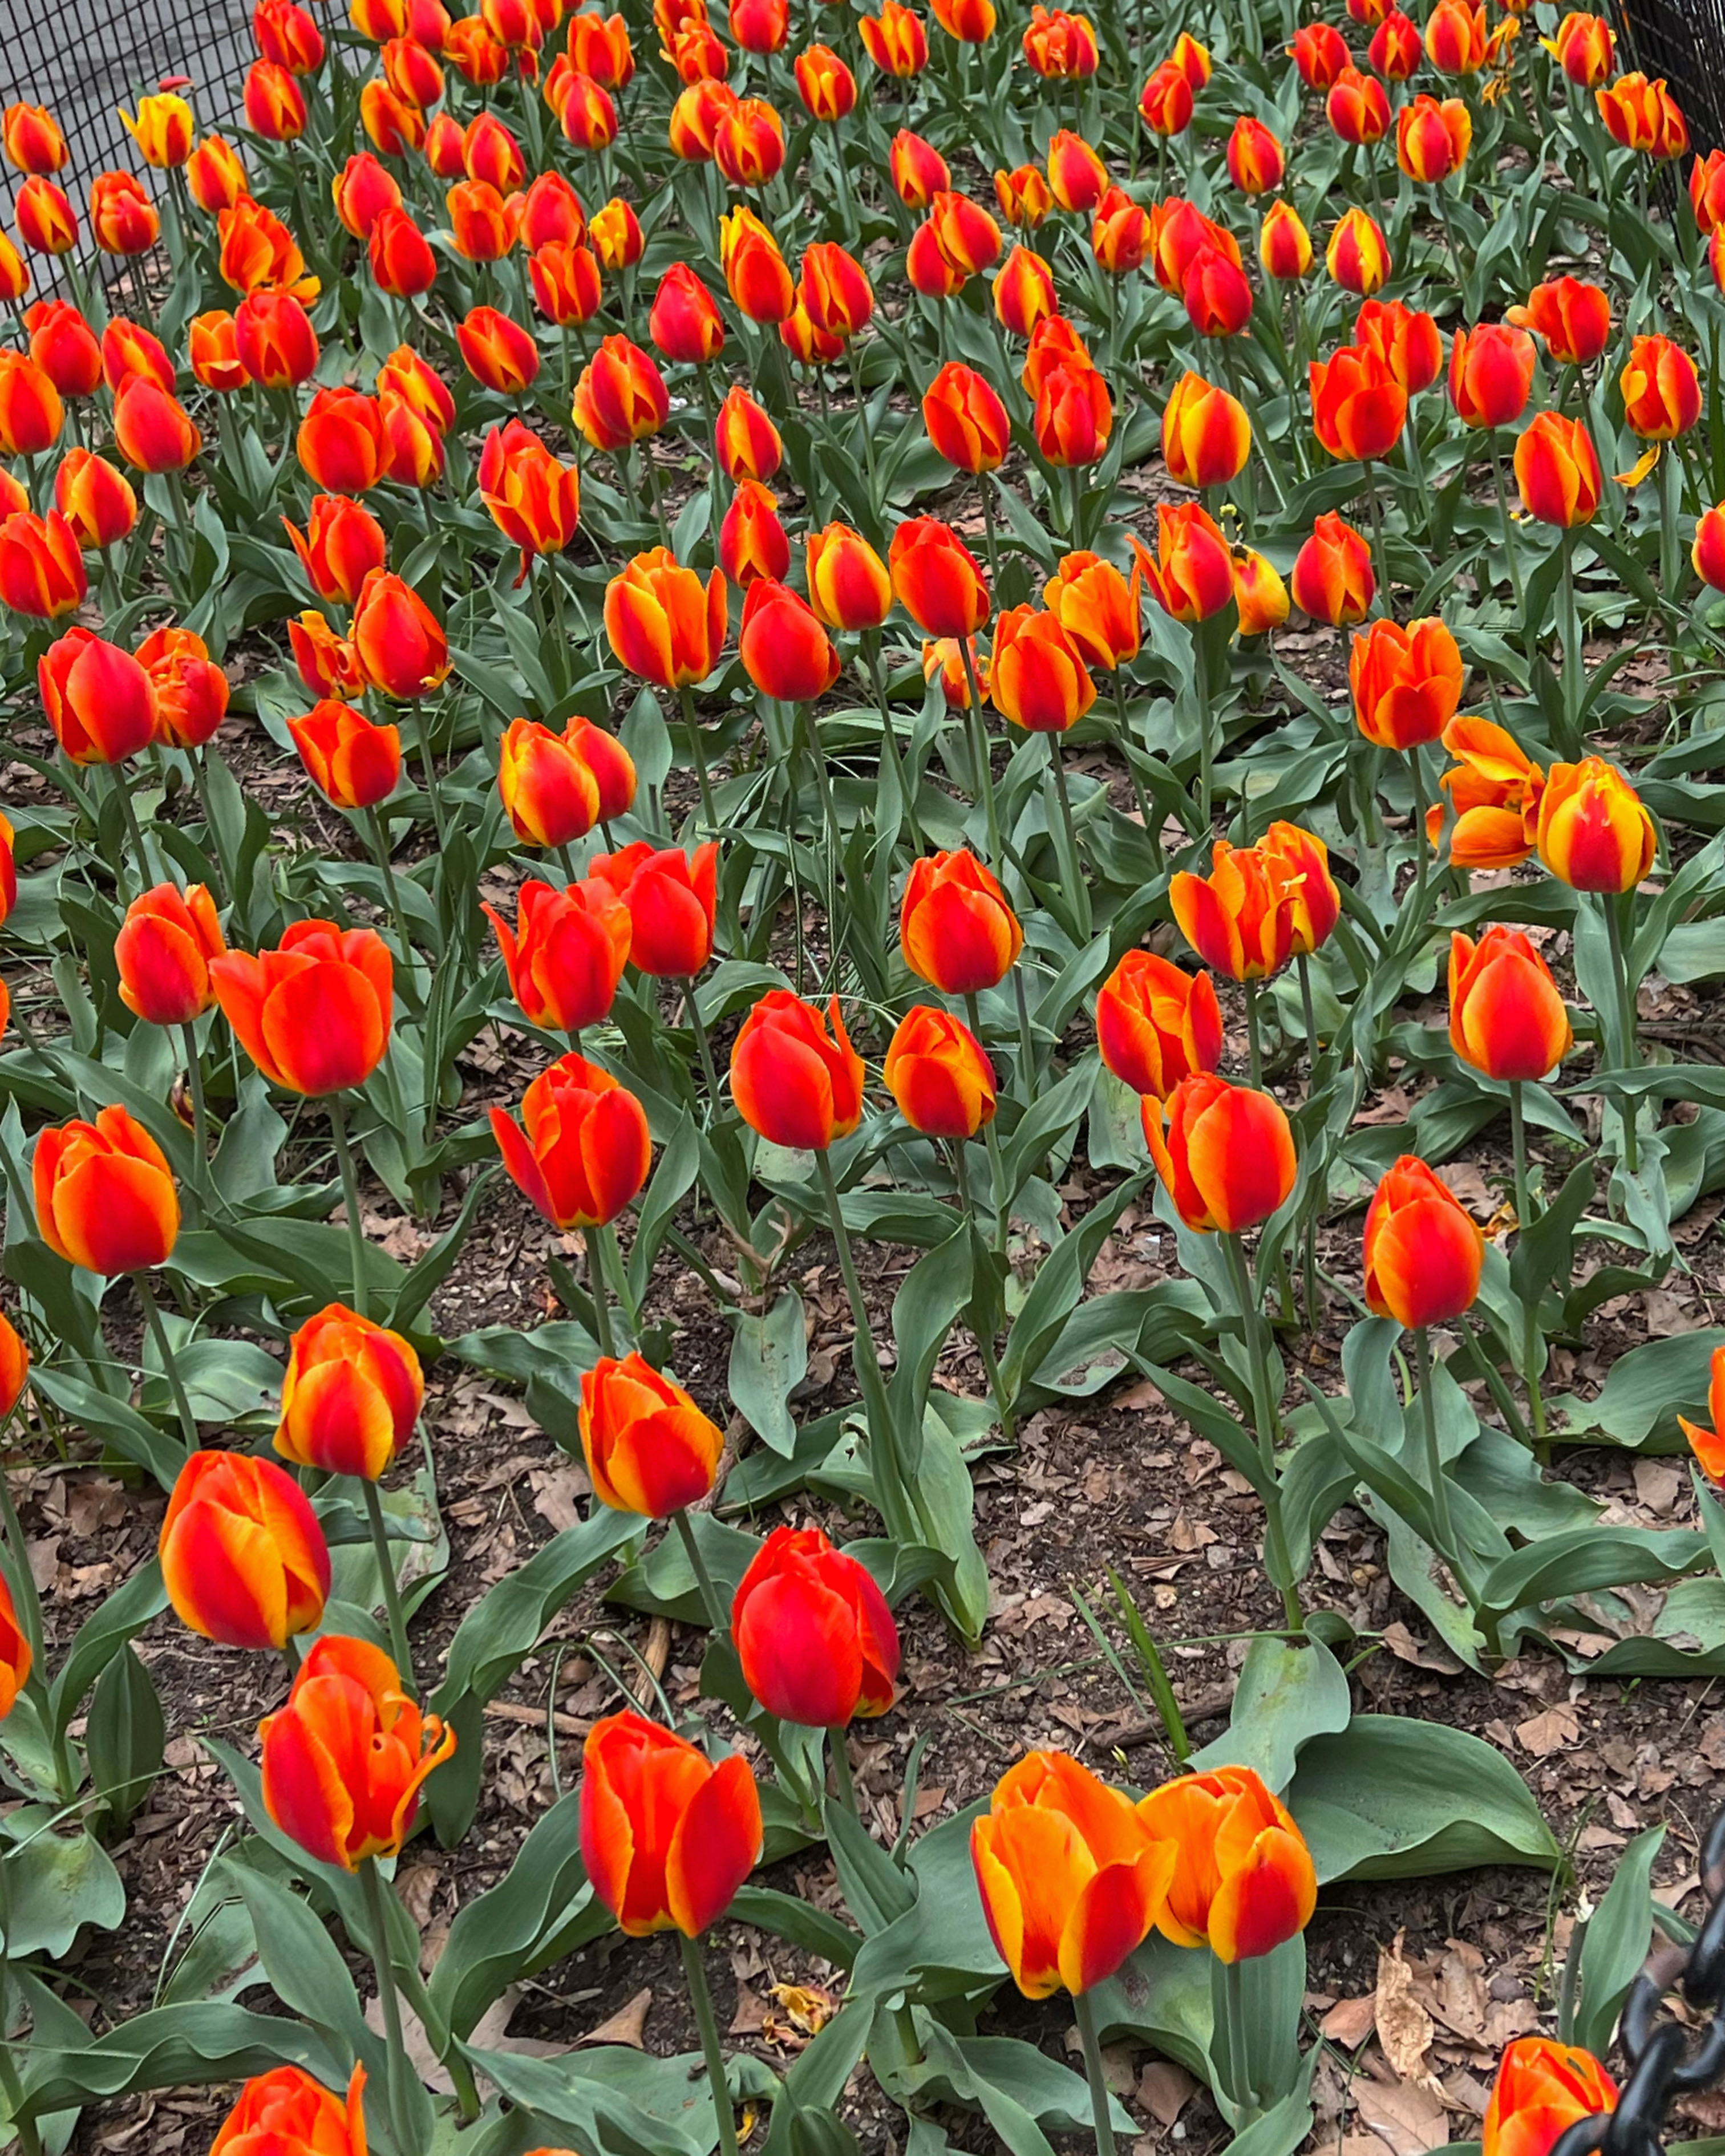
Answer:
1322, 1996, 1380, 2049
1515, 1706, 1581, 1758
1375, 1941, 1435, 2084
580, 1988, 652, 2048
1137, 2061, 1200, 2127
1354, 2075, 1451, 2156
1379, 1622, 1465, 1675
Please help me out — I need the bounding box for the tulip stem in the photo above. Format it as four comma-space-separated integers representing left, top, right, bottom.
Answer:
678, 1931, 741, 2156
814, 1150, 921, 1548
685, 987, 723, 1113
1363, 459, 1391, 615
962, 995, 1012, 1255
364, 808, 420, 999
1218, 1957, 1261, 2130
843, 344, 881, 528
828, 1727, 859, 1814
582, 1226, 618, 1360
955, 639, 1003, 868
1011, 968, 1040, 1107
110, 764, 161, 896
1242, 978, 1264, 1087
132, 1272, 200, 1457
1407, 741, 1432, 923
1602, 893, 1641, 1173
1412, 1326, 1464, 1575
861, 634, 925, 856
361, 1476, 418, 1698
1507, 1081, 1548, 1451
1491, 452, 1529, 645
672, 1507, 730, 1635
359, 1855, 419, 2156
1193, 634, 1213, 836
950, 1140, 1013, 1437
0, 1416, 43, 1683
1071, 1987, 1117, 2155
1220, 1235, 1301, 1632
1295, 953, 1320, 1073
977, 477, 1003, 591
1109, 675, 1158, 850
676, 684, 722, 841
1558, 525, 1583, 756
1047, 740, 1092, 941
326, 1090, 370, 1320
178, 1023, 212, 1221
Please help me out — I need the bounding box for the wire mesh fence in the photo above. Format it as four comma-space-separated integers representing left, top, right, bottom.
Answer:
1617, 0, 1725, 153
1, 0, 254, 218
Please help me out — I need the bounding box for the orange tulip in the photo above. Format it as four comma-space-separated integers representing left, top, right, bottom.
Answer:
1679, 1343, 1725, 1483
244, 58, 309, 138
1449, 322, 1536, 429
1161, 370, 1251, 487
89, 171, 161, 256
993, 244, 1060, 336
2, 103, 67, 175
1514, 411, 1602, 525
1095, 950, 1224, 1099
113, 376, 203, 473
1427, 715, 1544, 868
102, 315, 175, 393
861, 0, 929, 72
1144, 1075, 1297, 1232
187, 134, 249, 212
806, 521, 892, 630
580, 1708, 762, 1936
989, 606, 1095, 732
901, 848, 1022, 992
297, 387, 386, 493
0, 351, 63, 461
160, 1450, 330, 1651
1544, 9, 1614, 81
0, 509, 84, 620
332, 152, 402, 240
16, 176, 78, 255
1290, 511, 1374, 625
350, 568, 450, 700
1508, 276, 1610, 366
211, 921, 394, 1096
34, 1105, 179, 1274
1363, 1155, 1484, 1327
1234, 547, 1290, 636
116, 883, 225, 1026
1139, 60, 1194, 135
799, 241, 873, 339
261, 1636, 454, 1869
499, 714, 633, 845
606, 547, 727, 687
1133, 501, 1234, 625
1370, 6, 1422, 72
1327, 64, 1390, 143
1137, 1762, 1317, 1962
1355, 296, 1444, 391
290, 613, 365, 700
581, 1353, 723, 1518
26, 299, 100, 398
457, 304, 540, 395
883, 1005, 996, 1138
39, 626, 156, 761
1258, 200, 1313, 279
890, 516, 991, 637
277, 1304, 424, 1480
1182, 245, 1254, 338
289, 702, 402, 811
738, 576, 838, 699
1350, 616, 1464, 749
284, 496, 388, 609
1170, 839, 1301, 980
929, 188, 1003, 274
1426, 0, 1487, 68
485, 877, 631, 1033
234, 289, 318, 388
491, 1054, 651, 1230
1291, 19, 1350, 84
478, 419, 581, 583
1597, 72, 1688, 157
920, 367, 1008, 475
1449, 925, 1573, 1081
573, 333, 668, 451
1395, 91, 1471, 179
1621, 332, 1701, 440
1698, 503, 1725, 590
1024, 3, 1100, 74
1536, 757, 1656, 893
1482, 2040, 1617, 2156
1326, 205, 1390, 294
218, 196, 317, 299
1042, 549, 1143, 670
1310, 342, 1406, 460
530, 239, 602, 325
209, 2068, 366, 2156
973, 1751, 1176, 1998
188, 309, 248, 392
731, 990, 865, 1149
994, 163, 1052, 228
1227, 115, 1285, 192
719, 480, 791, 589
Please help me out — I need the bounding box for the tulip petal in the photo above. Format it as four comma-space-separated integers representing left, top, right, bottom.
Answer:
1058, 1841, 1177, 1995
666, 1751, 763, 1936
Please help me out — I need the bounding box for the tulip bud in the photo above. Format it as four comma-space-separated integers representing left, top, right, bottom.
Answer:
1162, 370, 1250, 487
579, 1708, 762, 1935
40, 626, 157, 762
1363, 1156, 1484, 1328
1290, 510, 1374, 625
289, 700, 403, 810
581, 1355, 724, 1518
1137, 1762, 1317, 1962
1449, 925, 1573, 1080
116, 884, 226, 1026
55, 449, 137, 552
160, 1450, 330, 1650
350, 567, 451, 700
277, 1304, 424, 1478
806, 521, 893, 630
732, 990, 865, 1149
1096, 950, 1223, 1099
900, 848, 1022, 992
34, 1104, 180, 1273
1133, 501, 1234, 625
1513, 412, 1602, 526
733, 1525, 901, 1724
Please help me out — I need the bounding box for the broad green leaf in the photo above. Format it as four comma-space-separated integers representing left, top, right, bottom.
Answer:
4, 1820, 125, 1958
1190, 1636, 1351, 1794
727, 1291, 807, 1457
1287, 1716, 1558, 1882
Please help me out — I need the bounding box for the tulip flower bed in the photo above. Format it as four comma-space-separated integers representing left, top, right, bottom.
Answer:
14, 0, 1725, 2147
